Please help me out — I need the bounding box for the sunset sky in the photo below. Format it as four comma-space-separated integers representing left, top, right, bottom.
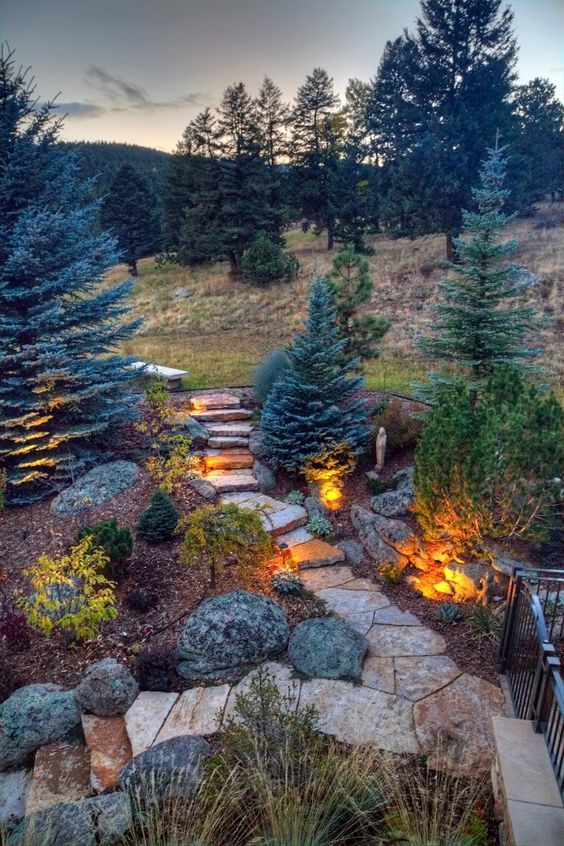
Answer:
2, 0, 562, 151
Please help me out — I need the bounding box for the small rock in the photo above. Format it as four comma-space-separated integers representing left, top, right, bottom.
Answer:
188, 476, 216, 500
249, 430, 266, 459
367, 512, 418, 556
489, 549, 533, 577
443, 561, 491, 601
336, 539, 365, 566
393, 466, 414, 493
174, 287, 192, 298
253, 461, 277, 493
177, 591, 289, 680
184, 415, 209, 447
76, 659, 138, 717
0, 684, 81, 771
51, 462, 140, 516
0, 769, 31, 833
288, 617, 368, 680
118, 735, 210, 801
304, 495, 328, 519
370, 489, 412, 518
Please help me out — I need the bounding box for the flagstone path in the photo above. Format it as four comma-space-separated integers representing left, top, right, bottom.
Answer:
64, 391, 507, 802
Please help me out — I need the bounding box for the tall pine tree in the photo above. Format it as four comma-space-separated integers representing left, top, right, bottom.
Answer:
0, 48, 139, 503
101, 164, 161, 276
418, 146, 543, 393
513, 78, 564, 205
262, 276, 368, 472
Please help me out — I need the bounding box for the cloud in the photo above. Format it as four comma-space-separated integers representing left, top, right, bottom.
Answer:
51, 101, 105, 118
85, 65, 149, 106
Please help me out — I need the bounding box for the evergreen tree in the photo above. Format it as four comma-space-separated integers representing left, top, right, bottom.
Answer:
371, 0, 517, 258
0, 48, 139, 503
101, 164, 161, 276
513, 78, 564, 205
290, 68, 342, 249
255, 76, 290, 167
418, 147, 543, 392
262, 276, 368, 472
328, 248, 389, 364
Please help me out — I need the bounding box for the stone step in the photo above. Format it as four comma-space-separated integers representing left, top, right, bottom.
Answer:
277, 527, 314, 549
206, 421, 253, 438
221, 492, 307, 536
26, 736, 93, 814
154, 685, 231, 743
208, 435, 249, 449
124, 691, 179, 758
190, 393, 241, 411
82, 715, 132, 794
192, 408, 253, 423
291, 539, 346, 570
204, 450, 254, 471
206, 471, 259, 493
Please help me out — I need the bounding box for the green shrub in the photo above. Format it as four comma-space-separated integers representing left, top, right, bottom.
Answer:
272, 568, 304, 596
77, 518, 133, 581
373, 398, 422, 453
306, 513, 335, 541
182, 502, 274, 589
241, 230, 299, 286
22, 536, 117, 645
284, 489, 305, 505
367, 476, 395, 495
414, 369, 564, 551
471, 605, 504, 643
137, 489, 179, 543
253, 348, 290, 405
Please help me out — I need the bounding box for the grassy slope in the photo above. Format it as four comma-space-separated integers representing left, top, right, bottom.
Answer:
108, 204, 563, 394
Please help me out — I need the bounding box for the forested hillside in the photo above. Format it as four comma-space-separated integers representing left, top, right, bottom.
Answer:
60, 140, 171, 199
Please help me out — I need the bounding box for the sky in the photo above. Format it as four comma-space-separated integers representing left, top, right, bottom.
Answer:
1, 0, 563, 151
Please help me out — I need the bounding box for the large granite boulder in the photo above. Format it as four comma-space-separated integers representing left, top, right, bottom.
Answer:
7, 792, 132, 846
118, 735, 210, 801
51, 462, 139, 516
0, 684, 81, 771
335, 539, 365, 567
288, 617, 368, 680
350, 505, 406, 568
370, 488, 412, 518
177, 590, 289, 680
75, 659, 138, 717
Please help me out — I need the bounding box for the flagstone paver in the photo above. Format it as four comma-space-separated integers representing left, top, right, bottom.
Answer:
155, 685, 230, 742
365, 624, 446, 657
316, 587, 390, 616
124, 691, 178, 758
361, 656, 396, 694
291, 538, 345, 569
299, 565, 355, 591
394, 655, 461, 701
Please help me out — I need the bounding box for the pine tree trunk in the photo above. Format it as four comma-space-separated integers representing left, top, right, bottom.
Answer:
446, 232, 459, 263
229, 251, 240, 276
327, 220, 335, 251
129, 259, 138, 277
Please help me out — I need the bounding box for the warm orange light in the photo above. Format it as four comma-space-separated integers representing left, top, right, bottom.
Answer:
320, 481, 343, 511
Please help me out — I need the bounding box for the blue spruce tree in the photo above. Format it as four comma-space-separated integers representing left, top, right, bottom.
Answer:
0, 49, 140, 503
262, 275, 368, 472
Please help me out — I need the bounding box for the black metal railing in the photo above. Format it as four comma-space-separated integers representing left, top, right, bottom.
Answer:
500, 567, 564, 798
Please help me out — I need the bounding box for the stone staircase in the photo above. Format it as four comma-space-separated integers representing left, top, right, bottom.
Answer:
189, 392, 345, 570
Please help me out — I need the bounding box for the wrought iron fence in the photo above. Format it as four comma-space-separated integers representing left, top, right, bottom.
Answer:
500, 567, 564, 798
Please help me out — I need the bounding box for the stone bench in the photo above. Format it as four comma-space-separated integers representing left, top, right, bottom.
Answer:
129, 361, 188, 391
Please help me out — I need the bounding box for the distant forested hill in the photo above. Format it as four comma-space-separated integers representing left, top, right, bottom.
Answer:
60, 141, 171, 201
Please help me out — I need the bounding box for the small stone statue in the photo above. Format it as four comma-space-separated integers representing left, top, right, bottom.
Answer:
476, 571, 494, 607
375, 426, 387, 472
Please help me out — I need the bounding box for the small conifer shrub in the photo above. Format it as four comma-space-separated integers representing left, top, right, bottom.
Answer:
241, 231, 299, 286
253, 349, 290, 405
137, 490, 179, 543
78, 518, 133, 581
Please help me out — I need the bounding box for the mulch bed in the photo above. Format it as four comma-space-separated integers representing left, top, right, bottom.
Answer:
1, 389, 500, 696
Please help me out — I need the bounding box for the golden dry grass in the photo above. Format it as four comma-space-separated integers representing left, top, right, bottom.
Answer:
107, 203, 563, 394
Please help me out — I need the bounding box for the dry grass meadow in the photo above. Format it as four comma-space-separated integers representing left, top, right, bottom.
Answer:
108, 204, 563, 395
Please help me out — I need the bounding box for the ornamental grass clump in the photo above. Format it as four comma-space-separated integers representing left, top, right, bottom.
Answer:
22, 536, 117, 645
137, 489, 179, 543
181, 502, 275, 589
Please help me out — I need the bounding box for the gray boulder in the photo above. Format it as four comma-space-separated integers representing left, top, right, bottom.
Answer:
249, 430, 266, 459
370, 488, 412, 518
304, 496, 328, 520
0, 684, 81, 771
177, 590, 289, 680
7, 793, 132, 846
393, 466, 415, 493
350, 505, 405, 568
185, 415, 209, 447
118, 735, 210, 801
288, 617, 368, 680
75, 659, 138, 717
174, 287, 193, 298
353, 506, 418, 557
254, 461, 277, 493
188, 476, 216, 500
335, 540, 365, 567
51, 461, 139, 516
0, 769, 31, 833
